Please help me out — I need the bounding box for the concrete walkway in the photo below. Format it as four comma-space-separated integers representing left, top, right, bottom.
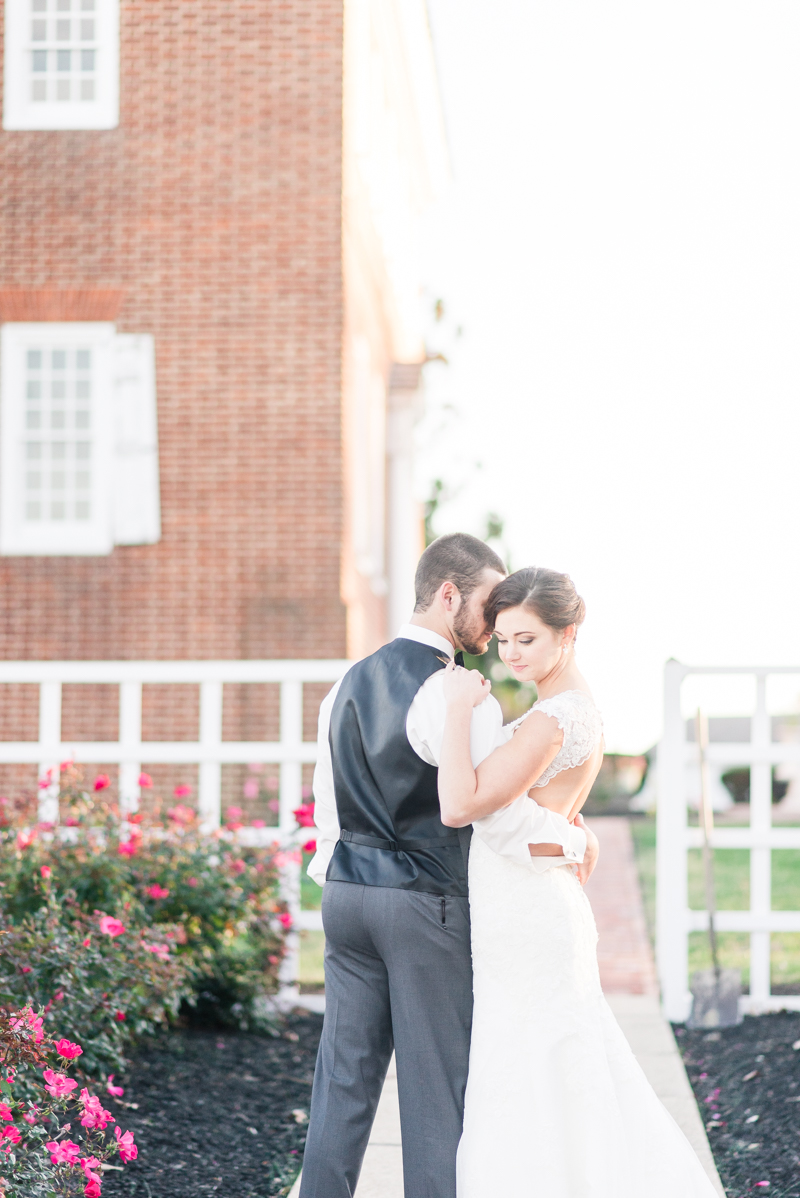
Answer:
290, 818, 723, 1198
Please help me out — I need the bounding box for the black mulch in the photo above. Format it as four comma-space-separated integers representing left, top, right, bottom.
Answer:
675, 1012, 800, 1198
101, 1013, 323, 1198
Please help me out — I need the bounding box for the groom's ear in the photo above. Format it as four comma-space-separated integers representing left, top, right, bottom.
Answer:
438, 581, 461, 612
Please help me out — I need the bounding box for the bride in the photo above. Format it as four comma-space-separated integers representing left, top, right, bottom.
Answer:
438, 567, 717, 1197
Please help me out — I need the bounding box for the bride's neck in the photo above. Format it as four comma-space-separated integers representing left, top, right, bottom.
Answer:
535, 655, 583, 700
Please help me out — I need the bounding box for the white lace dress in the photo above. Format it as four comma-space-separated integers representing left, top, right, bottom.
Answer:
457, 691, 717, 1197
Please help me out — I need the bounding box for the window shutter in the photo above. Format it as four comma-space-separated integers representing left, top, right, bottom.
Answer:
112, 334, 161, 546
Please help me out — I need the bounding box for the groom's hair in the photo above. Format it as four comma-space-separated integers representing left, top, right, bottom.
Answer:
414, 533, 506, 612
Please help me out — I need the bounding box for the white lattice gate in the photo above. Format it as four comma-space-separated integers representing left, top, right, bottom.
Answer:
657, 660, 800, 1021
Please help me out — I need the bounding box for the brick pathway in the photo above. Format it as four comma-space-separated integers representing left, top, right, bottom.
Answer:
584, 816, 658, 995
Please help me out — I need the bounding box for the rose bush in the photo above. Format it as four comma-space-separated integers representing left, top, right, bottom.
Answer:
0, 767, 291, 1042
0, 1004, 137, 1197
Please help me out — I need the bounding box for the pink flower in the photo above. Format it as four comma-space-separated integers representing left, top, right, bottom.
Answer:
229, 858, 246, 874
145, 884, 169, 900
40, 865, 52, 879
20, 965, 32, 974
81, 1157, 104, 1195
302, 839, 317, 853
167, 803, 195, 825
187, 876, 198, 887
106, 1075, 124, 1098
93, 774, 111, 791
144, 943, 170, 960
16, 829, 36, 850
267, 798, 280, 813
84, 1181, 102, 1198
114, 1011, 126, 1022
115, 1126, 138, 1162
38, 769, 54, 790
117, 839, 138, 857
250, 818, 266, 828
79, 1091, 115, 1130
82, 937, 91, 947
66, 817, 80, 826
293, 802, 315, 829
278, 912, 293, 928
173, 784, 192, 797
43, 1069, 79, 1098
46, 1138, 81, 1165
0, 1105, 12, 1122
0, 1126, 20, 1144
274, 849, 302, 869
55, 1039, 83, 1060
137, 772, 152, 788
243, 777, 259, 799
22, 1109, 37, 1125
11, 1010, 45, 1043
99, 916, 125, 937
53, 990, 65, 1001
227, 806, 243, 821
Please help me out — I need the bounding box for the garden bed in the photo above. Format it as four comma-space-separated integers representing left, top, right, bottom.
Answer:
676, 1011, 800, 1197
101, 1013, 323, 1198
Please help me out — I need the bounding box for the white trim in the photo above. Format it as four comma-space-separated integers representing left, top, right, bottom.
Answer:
3, 0, 120, 131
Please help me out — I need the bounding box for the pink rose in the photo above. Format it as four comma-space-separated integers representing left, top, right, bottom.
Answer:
115, 1126, 138, 1162
243, 777, 259, 799
46, 1138, 81, 1165
40, 865, 52, 879
106, 1075, 124, 1098
43, 1069, 78, 1098
137, 772, 152, 788
187, 876, 198, 887
230, 858, 246, 874
145, 884, 169, 900
292, 802, 315, 828
118, 839, 138, 857
302, 839, 317, 854
20, 965, 32, 974
23, 1109, 37, 1125
251, 818, 266, 828
173, 784, 192, 797
227, 806, 243, 821
99, 916, 125, 938
16, 829, 36, 850
144, 943, 170, 960
93, 774, 111, 791
79, 1092, 115, 1130
167, 804, 195, 825
0, 1126, 20, 1144
0, 1105, 12, 1122
114, 1011, 126, 1022
278, 912, 293, 928
55, 1039, 83, 1060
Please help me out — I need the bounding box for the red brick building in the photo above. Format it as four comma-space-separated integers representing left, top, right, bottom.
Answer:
0, 0, 447, 672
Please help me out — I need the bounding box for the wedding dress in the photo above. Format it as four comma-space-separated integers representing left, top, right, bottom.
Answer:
457, 690, 717, 1197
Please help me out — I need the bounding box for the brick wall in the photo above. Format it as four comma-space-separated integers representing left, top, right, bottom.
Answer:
0, 0, 347, 663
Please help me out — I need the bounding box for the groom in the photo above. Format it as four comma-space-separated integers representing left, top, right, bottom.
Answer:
300, 533, 596, 1198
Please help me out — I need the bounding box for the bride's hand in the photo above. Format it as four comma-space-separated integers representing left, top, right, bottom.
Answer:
442, 659, 492, 708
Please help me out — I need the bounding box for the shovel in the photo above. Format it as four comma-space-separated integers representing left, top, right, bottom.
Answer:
687, 709, 742, 1029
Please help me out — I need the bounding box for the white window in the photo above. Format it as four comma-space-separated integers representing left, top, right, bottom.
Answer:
3, 0, 119, 131
0, 323, 160, 555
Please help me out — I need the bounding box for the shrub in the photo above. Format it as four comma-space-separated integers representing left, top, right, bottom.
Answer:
0, 1004, 138, 1197
0, 896, 191, 1087
0, 767, 291, 1040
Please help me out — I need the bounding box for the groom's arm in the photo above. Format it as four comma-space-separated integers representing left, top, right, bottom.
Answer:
306, 677, 345, 887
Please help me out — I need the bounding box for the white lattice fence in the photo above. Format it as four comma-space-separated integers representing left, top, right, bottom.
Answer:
657, 661, 800, 1021
0, 660, 349, 1004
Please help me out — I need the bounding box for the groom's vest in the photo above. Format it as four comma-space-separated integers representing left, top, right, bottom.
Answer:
326, 637, 470, 897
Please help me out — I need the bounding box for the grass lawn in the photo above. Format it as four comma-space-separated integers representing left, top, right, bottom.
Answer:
629, 818, 800, 991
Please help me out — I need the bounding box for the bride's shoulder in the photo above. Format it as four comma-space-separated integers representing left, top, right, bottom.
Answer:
504, 690, 601, 735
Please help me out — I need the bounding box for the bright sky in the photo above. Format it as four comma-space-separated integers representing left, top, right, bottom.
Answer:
418, 0, 800, 754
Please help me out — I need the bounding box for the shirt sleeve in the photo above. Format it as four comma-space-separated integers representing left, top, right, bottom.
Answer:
406, 669, 503, 768
473, 796, 587, 869
306, 678, 344, 887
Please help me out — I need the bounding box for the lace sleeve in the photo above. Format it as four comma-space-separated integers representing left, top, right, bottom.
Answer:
529, 691, 603, 789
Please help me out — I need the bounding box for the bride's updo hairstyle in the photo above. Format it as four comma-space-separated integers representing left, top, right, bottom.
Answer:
484, 567, 586, 642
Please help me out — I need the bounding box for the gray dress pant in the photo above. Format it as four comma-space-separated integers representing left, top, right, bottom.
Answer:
299, 880, 473, 1198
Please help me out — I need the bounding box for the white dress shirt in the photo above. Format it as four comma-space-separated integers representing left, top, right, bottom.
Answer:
307, 623, 586, 886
